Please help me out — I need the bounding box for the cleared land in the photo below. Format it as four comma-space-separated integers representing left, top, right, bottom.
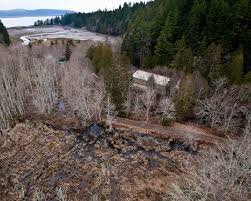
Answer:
8, 26, 121, 46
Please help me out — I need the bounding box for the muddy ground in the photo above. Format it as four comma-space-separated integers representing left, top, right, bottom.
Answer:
0, 118, 197, 201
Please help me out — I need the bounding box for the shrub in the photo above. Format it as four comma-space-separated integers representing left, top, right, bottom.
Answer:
243, 71, 251, 83
161, 116, 174, 126
158, 97, 176, 126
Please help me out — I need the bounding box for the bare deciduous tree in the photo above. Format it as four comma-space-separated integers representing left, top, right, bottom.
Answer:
240, 106, 251, 135
61, 58, 105, 124
167, 134, 251, 201
158, 97, 176, 124
104, 96, 117, 131
31, 56, 59, 114
141, 88, 156, 122
195, 79, 241, 133
0, 51, 29, 129
192, 71, 209, 100
132, 94, 143, 120
0, 43, 107, 130
56, 186, 68, 201
196, 93, 236, 130
32, 189, 45, 201
94, 87, 105, 122
123, 84, 133, 117
221, 102, 240, 133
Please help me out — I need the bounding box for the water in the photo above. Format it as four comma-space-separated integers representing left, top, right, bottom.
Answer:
0, 16, 55, 28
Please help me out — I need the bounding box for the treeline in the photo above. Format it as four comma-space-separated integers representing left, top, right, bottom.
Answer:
34, 2, 146, 35
34, 16, 61, 26
36, 0, 250, 83
0, 20, 10, 45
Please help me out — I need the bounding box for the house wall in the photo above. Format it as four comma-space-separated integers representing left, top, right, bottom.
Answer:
133, 78, 168, 93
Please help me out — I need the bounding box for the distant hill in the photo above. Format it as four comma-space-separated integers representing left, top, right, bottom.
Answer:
0, 9, 75, 18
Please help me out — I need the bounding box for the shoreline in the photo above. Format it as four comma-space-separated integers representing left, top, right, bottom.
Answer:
7, 25, 35, 29
7, 24, 56, 30
1, 15, 57, 28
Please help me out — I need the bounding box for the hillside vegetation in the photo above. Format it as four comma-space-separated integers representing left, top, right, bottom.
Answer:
0, 41, 250, 200
0, 1, 250, 200
42, 0, 251, 84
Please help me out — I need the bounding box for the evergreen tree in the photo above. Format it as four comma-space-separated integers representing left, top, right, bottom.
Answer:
206, 0, 231, 48
244, 30, 251, 74
205, 43, 223, 82
65, 41, 72, 61
105, 54, 130, 114
176, 74, 194, 121
176, 48, 194, 73
0, 21, 10, 46
87, 45, 129, 114
198, 36, 208, 55
155, 5, 180, 65
230, 51, 244, 84
187, 0, 207, 51
232, 0, 249, 50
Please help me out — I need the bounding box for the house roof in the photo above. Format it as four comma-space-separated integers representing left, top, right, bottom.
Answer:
132, 70, 170, 86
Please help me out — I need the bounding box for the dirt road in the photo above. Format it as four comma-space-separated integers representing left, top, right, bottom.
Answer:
113, 117, 224, 145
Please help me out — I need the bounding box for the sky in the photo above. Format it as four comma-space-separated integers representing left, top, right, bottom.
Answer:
0, 0, 149, 12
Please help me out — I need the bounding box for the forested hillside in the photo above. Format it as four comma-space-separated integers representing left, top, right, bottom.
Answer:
37, 2, 146, 35
38, 0, 250, 83
0, 21, 10, 45
122, 0, 250, 82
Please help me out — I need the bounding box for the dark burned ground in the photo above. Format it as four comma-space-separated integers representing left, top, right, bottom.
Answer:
0, 121, 197, 201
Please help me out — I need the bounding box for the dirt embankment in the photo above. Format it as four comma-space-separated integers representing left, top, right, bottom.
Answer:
113, 117, 224, 146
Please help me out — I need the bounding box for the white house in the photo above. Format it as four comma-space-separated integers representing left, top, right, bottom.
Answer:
132, 70, 170, 91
